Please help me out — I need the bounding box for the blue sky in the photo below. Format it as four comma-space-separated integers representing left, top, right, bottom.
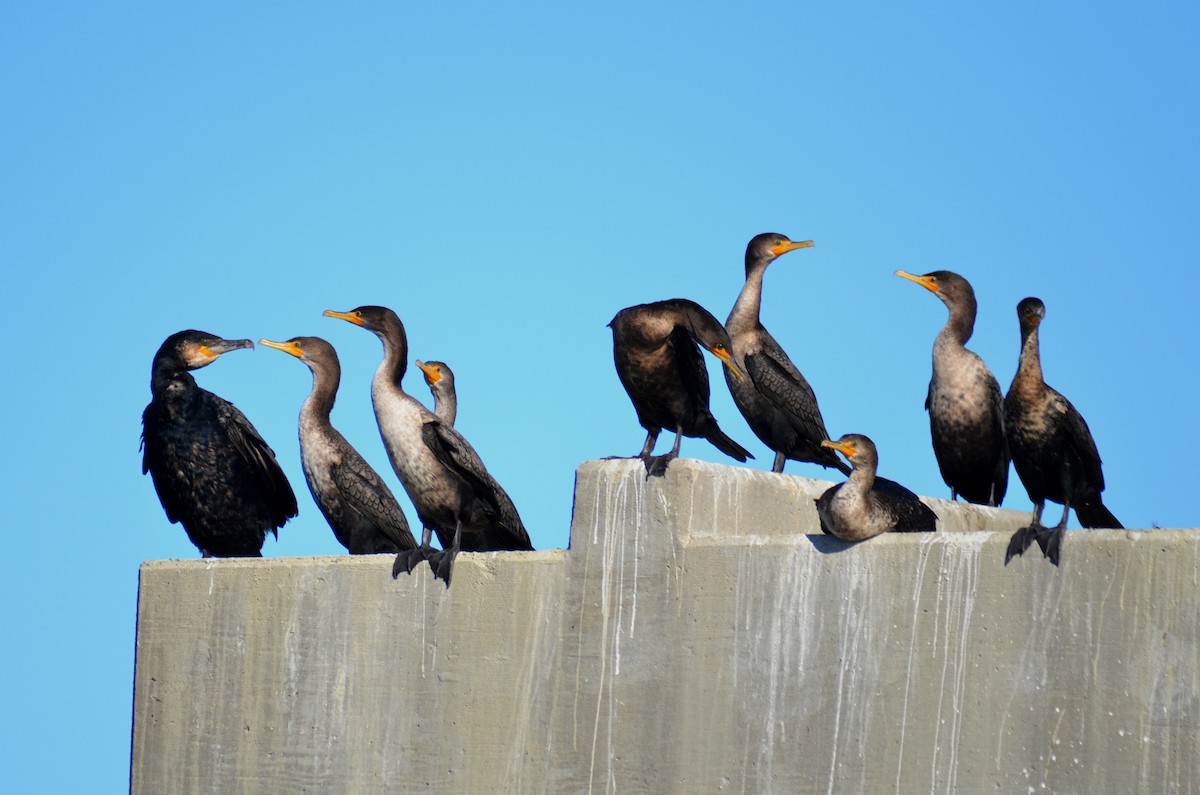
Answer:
3, 2, 1197, 790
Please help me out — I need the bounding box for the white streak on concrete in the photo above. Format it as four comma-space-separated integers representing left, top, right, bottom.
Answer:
894, 532, 939, 792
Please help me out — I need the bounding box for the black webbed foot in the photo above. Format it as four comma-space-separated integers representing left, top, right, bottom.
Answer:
1035, 527, 1064, 566
1005, 525, 1041, 565
392, 545, 435, 578
427, 547, 459, 586
642, 452, 676, 479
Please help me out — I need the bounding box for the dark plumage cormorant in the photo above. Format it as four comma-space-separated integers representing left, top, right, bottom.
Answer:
324, 306, 531, 584
609, 298, 754, 476
260, 336, 418, 555
1003, 297, 1122, 566
726, 233, 850, 475
141, 330, 297, 556
416, 359, 456, 425
815, 434, 938, 540
895, 270, 1009, 506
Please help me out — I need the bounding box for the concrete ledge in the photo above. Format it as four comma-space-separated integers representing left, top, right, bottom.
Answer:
132, 459, 1200, 793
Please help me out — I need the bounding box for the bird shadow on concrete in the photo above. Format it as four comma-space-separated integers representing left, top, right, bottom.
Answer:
802, 533, 861, 555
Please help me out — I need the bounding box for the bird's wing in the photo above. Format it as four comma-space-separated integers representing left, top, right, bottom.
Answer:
330, 457, 416, 550
814, 485, 840, 536
214, 397, 299, 524
873, 477, 938, 531
672, 325, 712, 404
744, 352, 830, 443
985, 373, 1011, 501
1056, 391, 1106, 492
140, 406, 184, 524
421, 420, 530, 548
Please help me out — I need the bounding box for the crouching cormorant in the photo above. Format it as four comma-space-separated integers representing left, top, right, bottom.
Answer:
726, 233, 849, 475
325, 306, 532, 585
260, 336, 418, 555
609, 298, 753, 476
816, 434, 938, 541
895, 270, 1009, 506
141, 330, 297, 556
1004, 297, 1122, 566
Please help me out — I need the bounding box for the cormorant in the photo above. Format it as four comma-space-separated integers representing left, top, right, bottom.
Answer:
895, 270, 1009, 506
609, 298, 754, 476
260, 336, 418, 555
816, 434, 938, 540
324, 306, 531, 584
416, 359, 456, 425
141, 330, 297, 557
1003, 297, 1122, 566
726, 233, 849, 475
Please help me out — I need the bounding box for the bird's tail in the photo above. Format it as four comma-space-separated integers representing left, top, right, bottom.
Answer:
1074, 499, 1123, 530
703, 422, 754, 463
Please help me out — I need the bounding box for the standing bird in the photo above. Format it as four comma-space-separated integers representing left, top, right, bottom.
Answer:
725, 233, 849, 475
260, 336, 418, 555
1004, 297, 1122, 566
416, 359, 457, 425
324, 306, 531, 584
141, 330, 297, 557
815, 433, 938, 540
609, 298, 754, 476
895, 270, 1009, 506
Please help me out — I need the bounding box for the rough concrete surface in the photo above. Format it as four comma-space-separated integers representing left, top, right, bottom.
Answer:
132, 458, 1200, 793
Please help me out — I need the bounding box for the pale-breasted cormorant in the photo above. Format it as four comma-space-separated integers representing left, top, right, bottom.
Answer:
609, 298, 754, 476
726, 233, 849, 475
816, 434, 938, 540
141, 330, 297, 557
416, 359, 456, 425
324, 306, 531, 584
260, 336, 418, 555
1003, 297, 1122, 566
895, 270, 1009, 506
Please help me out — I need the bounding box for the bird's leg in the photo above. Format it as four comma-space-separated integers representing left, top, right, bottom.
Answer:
771, 451, 787, 474
428, 520, 462, 587
644, 429, 682, 478
1034, 502, 1070, 566
392, 524, 436, 578
605, 430, 658, 462
1005, 501, 1047, 566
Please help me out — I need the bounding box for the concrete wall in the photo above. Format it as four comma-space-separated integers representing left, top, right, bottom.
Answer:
131, 459, 1200, 793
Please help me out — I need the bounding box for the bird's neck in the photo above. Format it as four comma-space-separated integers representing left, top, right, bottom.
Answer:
151, 361, 194, 396
941, 299, 976, 347
377, 330, 408, 389
434, 390, 458, 426
1015, 325, 1044, 386
727, 262, 767, 333
844, 463, 876, 496
302, 367, 339, 423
